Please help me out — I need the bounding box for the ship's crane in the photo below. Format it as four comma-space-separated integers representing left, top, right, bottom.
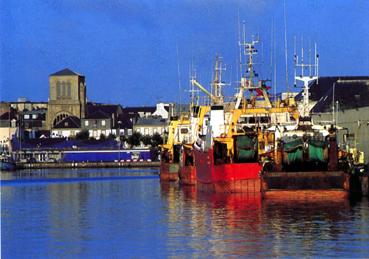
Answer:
191, 56, 226, 106
190, 79, 218, 104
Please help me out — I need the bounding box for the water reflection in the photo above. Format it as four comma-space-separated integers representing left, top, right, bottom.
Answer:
160, 183, 366, 258
1, 170, 368, 258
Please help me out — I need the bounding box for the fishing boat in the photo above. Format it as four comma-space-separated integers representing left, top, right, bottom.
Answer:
160, 115, 191, 181
179, 143, 197, 185
178, 57, 222, 186
191, 39, 299, 193
261, 44, 350, 199
1, 154, 16, 171
178, 104, 210, 185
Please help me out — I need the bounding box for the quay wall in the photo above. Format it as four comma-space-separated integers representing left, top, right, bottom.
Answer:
312, 107, 369, 164
16, 161, 160, 170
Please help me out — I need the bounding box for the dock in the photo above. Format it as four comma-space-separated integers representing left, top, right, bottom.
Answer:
16, 161, 160, 170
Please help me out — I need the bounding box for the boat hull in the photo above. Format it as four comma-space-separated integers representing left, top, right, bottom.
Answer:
160, 162, 179, 181
1, 161, 16, 171
261, 171, 350, 199
194, 149, 262, 193
179, 165, 197, 185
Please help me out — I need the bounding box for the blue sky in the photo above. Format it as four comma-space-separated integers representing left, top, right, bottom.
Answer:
1, 0, 368, 106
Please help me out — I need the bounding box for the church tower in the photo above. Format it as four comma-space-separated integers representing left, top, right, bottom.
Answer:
46, 68, 87, 129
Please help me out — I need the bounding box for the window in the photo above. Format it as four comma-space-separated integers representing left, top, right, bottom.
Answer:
56, 81, 61, 97
61, 81, 66, 97
65, 122, 69, 127
180, 128, 189, 134
85, 121, 89, 126
32, 114, 37, 119
24, 114, 30, 119
67, 82, 71, 98
101, 120, 106, 126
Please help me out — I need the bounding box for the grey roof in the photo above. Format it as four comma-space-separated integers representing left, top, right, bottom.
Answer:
53, 116, 81, 129
0, 109, 17, 120
50, 68, 83, 77
123, 106, 156, 114
117, 114, 133, 128
134, 117, 166, 126
86, 103, 122, 119
311, 78, 369, 113
295, 76, 369, 102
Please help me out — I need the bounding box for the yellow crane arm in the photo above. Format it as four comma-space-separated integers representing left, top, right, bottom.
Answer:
197, 106, 210, 132
191, 79, 217, 102
226, 109, 243, 138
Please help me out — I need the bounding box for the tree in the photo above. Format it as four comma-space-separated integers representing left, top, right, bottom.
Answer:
128, 132, 142, 147
119, 135, 128, 142
108, 133, 116, 140
76, 130, 89, 140
99, 133, 106, 141
152, 132, 163, 147
141, 135, 152, 146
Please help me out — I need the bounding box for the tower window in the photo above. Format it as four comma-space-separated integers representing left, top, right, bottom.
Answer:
67, 81, 71, 98
61, 81, 66, 97
56, 81, 61, 97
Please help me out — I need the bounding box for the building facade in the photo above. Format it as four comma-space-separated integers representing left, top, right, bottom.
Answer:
308, 77, 369, 164
133, 117, 167, 136
46, 68, 87, 129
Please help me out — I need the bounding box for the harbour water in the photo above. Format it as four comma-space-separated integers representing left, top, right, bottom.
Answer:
1, 168, 369, 258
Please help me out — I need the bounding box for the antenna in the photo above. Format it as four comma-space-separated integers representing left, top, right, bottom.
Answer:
235, 24, 262, 109
294, 39, 319, 117
283, 0, 289, 92
273, 18, 277, 104
270, 19, 274, 86
293, 36, 297, 87
189, 63, 199, 107
176, 44, 182, 114
332, 82, 335, 125
237, 12, 242, 82
212, 55, 227, 100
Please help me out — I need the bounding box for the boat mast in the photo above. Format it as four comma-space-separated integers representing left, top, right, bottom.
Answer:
294, 41, 319, 118
212, 55, 226, 104
189, 65, 199, 108
176, 45, 182, 115
236, 26, 259, 109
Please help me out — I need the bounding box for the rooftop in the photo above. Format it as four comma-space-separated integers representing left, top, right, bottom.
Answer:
123, 106, 156, 114
53, 116, 81, 129
295, 76, 369, 102
50, 68, 83, 77
310, 77, 369, 113
86, 103, 122, 119
134, 117, 166, 126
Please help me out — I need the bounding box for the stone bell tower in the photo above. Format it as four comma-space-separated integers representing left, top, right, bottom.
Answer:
46, 68, 87, 129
